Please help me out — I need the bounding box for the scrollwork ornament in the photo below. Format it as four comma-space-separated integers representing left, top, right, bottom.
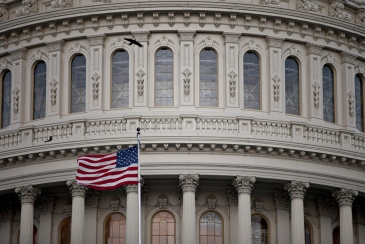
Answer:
233, 176, 256, 194
15, 185, 41, 204
329, 2, 351, 21
0, 4, 8, 22
312, 80, 320, 108
66, 180, 88, 197
356, 11, 365, 26
50, 78, 58, 105
179, 174, 199, 193
348, 90, 355, 117
91, 73, 101, 99
284, 181, 310, 199
13, 87, 20, 113
272, 75, 281, 101
332, 188, 358, 206
297, 0, 318, 12
228, 70, 237, 97
182, 68, 192, 95
136, 69, 145, 96
14, 0, 38, 17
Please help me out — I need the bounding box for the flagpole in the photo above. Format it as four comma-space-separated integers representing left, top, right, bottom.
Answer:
137, 127, 142, 244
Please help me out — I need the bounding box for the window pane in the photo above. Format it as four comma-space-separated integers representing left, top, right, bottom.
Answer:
1, 71, 11, 128
323, 66, 335, 123
104, 213, 126, 244
71, 55, 86, 113
251, 215, 268, 244
285, 58, 300, 115
152, 211, 175, 244
33, 62, 47, 119
355, 75, 364, 131
305, 222, 311, 244
112, 50, 129, 108
200, 49, 217, 106
333, 226, 340, 244
199, 212, 223, 244
155, 48, 173, 106
243, 52, 260, 110
59, 217, 71, 244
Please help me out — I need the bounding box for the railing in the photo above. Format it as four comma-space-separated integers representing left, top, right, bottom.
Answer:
34, 124, 72, 142
0, 130, 21, 148
196, 118, 238, 133
352, 134, 365, 150
140, 118, 183, 132
86, 120, 127, 136
251, 121, 291, 137
304, 126, 340, 145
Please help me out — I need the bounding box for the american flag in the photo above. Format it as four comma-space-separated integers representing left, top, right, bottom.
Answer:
76, 146, 139, 190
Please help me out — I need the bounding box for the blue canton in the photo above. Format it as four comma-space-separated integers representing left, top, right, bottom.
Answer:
116, 146, 138, 168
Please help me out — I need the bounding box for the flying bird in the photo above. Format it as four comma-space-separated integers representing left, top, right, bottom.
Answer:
124, 38, 143, 47
44, 136, 53, 142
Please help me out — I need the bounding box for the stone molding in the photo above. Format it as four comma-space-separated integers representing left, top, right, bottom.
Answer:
316, 196, 335, 216
273, 190, 290, 210
85, 189, 100, 208
15, 185, 41, 204
332, 188, 358, 206
305, 43, 323, 55
0, 4, 8, 22
131, 31, 150, 42
109, 195, 122, 211
177, 30, 196, 41
222, 32, 241, 43
10, 47, 28, 60
340, 51, 357, 64
233, 176, 256, 194
179, 174, 199, 193
265, 36, 284, 48
284, 181, 310, 199
37, 194, 56, 214
125, 184, 138, 194
87, 34, 106, 46
66, 180, 87, 197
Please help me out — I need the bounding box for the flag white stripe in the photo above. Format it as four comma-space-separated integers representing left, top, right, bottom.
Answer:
78, 159, 116, 167
78, 164, 115, 173
78, 153, 117, 161
79, 177, 138, 188
77, 168, 138, 180
77, 171, 138, 184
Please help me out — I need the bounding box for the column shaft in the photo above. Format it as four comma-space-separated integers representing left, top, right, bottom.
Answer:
19, 203, 33, 244
39, 213, 52, 244
183, 191, 196, 244
340, 205, 354, 244
71, 196, 85, 244
291, 198, 305, 244
318, 215, 332, 244
126, 185, 138, 244
238, 193, 251, 244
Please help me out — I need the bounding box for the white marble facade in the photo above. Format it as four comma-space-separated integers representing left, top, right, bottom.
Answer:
0, 0, 365, 243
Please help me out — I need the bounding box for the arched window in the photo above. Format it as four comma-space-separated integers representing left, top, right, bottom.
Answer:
199, 211, 223, 244
155, 48, 173, 106
243, 52, 260, 110
71, 55, 86, 113
304, 221, 312, 244
251, 214, 269, 244
59, 216, 71, 244
200, 49, 217, 107
18, 225, 38, 244
33, 62, 47, 120
151, 211, 175, 244
333, 226, 340, 244
355, 75, 364, 131
323, 65, 335, 123
104, 213, 126, 244
112, 50, 129, 109
285, 58, 300, 115
1, 71, 11, 128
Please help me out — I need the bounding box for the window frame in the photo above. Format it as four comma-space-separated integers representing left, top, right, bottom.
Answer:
150, 210, 176, 244
70, 54, 87, 114
58, 216, 71, 244
322, 64, 336, 124
154, 47, 174, 107
1, 70, 11, 129
251, 213, 270, 244
284, 56, 301, 116
32, 61, 47, 120
199, 48, 219, 107
355, 74, 364, 132
243, 51, 261, 111
304, 220, 313, 244
198, 210, 224, 244
103, 212, 127, 244
111, 49, 130, 109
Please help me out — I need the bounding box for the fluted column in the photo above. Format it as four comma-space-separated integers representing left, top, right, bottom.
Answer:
66, 180, 87, 244
284, 181, 310, 244
332, 188, 358, 244
233, 176, 256, 244
125, 184, 138, 244
179, 174, 199, 244
15, 185, 41, 244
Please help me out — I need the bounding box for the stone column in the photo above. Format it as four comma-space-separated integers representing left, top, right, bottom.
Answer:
233, 176, 256, 244
332, 188, 358, 244
66, 180, 87, 244
226, 187, 238, 244
141, 185, 149, 244
15, 185, 41, 244
0, 203, 14, 244
284, 181, 310, 244
84, 190, 100, 244
179, 174, 199, 244
46, 40, 65, 118
37, 195, 56, 244
273, 190, 290, 244
178, 30, 195, 106
353, 205, 365, 244
265, 36, 284, 114
125, 184, 138, 244
316, 197, 334, 244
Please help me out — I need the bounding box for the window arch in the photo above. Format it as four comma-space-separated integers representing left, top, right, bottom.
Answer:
199, 211, 223, 244
151, 210, 175, 244
104, 212, 126, 244
332, 226, 340, 244
285, 58, 300, 115
70, 55, 86, 113
200, 49, 217, 107
251, 214, 269, 244
355, 75, 364, 131
243, 52, 260, 110
155, 48, 173, 106
1, 71, 11, 128
304, 220, 312, 244
33, 62, 47, 120
59, 216, 71, 244
112, 50, 129, 109
323, 65, 335, 123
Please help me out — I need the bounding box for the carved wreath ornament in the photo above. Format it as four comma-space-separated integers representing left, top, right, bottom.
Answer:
136, 69, 145, 96
272, 75, 281, 101
91, 73, 101, 99
182, 68, 192, 95
228, 70, 237, 97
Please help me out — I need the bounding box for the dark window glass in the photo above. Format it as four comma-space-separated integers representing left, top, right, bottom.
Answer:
355, 75, 364, 131
104, 213, 126, 244
333, 226, 340, 244
285, 58, 300, 115
33, 62, 47, 119
112, 50, 129, 108
200, 49, 217, 106
323, 65, 335, 123
152, 211, 175, 244
71, 55, 86, 113
243, 52, 260, 110
155, 48, 173, 106
199, 211, 223, 244
1, 71, 11, 128
305, 222, 311, 244
251, 215, 268, 244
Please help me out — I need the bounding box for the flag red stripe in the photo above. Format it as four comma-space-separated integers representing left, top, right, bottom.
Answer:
76, 167, 138, 179
82, 181, 139, 190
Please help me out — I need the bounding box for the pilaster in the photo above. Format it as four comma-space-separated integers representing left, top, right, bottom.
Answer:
353, 205, 365, 244
226, 187, 238, 244
178, 30, 195, 106
84, 189, 100, 244
223, 32, 241, 108
37, 194, 55, 244
316, 197, 334, 244
125, 184, 138, 244
0, 203, 14, 244
273, 190, 290, 244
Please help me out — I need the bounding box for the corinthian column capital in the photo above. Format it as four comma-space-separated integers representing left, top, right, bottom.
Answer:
284, 181, 310, 199
233, 176, 256, 194
125, 184, 138, 194
332, 188, 358, 207
179, 174, 199, 193
15, 185, 41, 204
66, 180, 87, 197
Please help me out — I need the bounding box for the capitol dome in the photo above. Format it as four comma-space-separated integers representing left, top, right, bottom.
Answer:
0, 0, 364, 243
